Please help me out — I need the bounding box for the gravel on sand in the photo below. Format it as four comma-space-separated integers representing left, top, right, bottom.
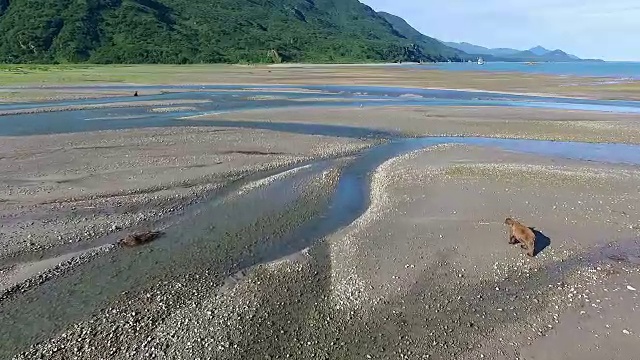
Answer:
206, 105, 640, 144
0, 126, 375, 260
5, 165, 342, 360
9, 144, 639, 359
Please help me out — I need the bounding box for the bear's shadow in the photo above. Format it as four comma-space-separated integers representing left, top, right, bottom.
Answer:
529, 227, 551, 256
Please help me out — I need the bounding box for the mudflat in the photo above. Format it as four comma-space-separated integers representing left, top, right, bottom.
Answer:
206, 105, 640, 144
10, 144, 639, 359
2, 64, 640, 101
0, 126, 374, 260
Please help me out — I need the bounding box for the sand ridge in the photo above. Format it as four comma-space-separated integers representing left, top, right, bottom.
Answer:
210, 105, 640, 144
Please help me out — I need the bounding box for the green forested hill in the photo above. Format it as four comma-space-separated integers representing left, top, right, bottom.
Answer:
376, 11, 465, 60
0, 0, 465, 64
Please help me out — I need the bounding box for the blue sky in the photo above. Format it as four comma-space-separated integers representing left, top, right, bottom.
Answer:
361, 0, 639, 61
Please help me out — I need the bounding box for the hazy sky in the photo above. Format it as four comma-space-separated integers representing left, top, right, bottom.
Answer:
361, 0, 639, 61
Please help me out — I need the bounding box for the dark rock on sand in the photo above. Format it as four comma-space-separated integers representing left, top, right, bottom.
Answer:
117, 231, 164, 247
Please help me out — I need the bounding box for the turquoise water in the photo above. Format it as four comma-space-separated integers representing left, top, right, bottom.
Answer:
408, 61, 640, 79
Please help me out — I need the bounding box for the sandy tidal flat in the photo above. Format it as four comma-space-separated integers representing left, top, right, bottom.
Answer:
0, 126, 374, 260
205, 105, 640, 144
13, 143, 640, 359
0, 99, 211, 116
3, 65, 640, 101
158, 144, 639, 360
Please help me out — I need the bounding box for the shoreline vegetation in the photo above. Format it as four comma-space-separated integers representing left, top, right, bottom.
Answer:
2, 64, 640, 102
0, 0, 465, 64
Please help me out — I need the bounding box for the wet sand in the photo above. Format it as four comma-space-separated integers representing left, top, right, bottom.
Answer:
0, 88, 161, 103
205, 105, 640, 144
11, 144, 639, 359
0, 126, 375, 261
2, 65, 640, 101
198, 146, 640, 359
0, 99, 211, 116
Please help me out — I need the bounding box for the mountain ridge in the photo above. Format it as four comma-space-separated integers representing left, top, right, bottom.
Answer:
528, 45, 551, 56
0, 0, 465, 64
378, 16, 602, 63
444, 41, 598, 62
376, 11, 465, 60
443, 42, 519, 57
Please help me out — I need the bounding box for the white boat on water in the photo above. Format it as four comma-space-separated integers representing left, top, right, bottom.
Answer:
477, 57, 485, 65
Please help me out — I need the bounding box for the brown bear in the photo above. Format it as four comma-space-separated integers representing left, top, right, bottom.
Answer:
504, 217, 536, 257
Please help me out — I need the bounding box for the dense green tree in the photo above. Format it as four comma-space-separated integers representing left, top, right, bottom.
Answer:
0, 0, 466, 64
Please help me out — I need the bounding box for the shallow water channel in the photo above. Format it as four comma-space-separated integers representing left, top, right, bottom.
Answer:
2, 84, 640, 136
1, 85, 640, 357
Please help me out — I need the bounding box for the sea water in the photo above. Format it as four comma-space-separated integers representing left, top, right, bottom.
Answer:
407, 61, 640, 80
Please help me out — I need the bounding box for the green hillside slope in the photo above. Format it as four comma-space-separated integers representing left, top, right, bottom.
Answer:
0, 0, 464, 64
377, 11, 466, 60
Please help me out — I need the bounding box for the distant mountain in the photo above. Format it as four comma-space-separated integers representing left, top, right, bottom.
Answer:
542, 50, 573, 60
512, 50, 539, 59
528, 46, 551, 56
490, 48, 523, 57
528, 46, 582, 60
377, 12, 464, 60
443, 42, 519, 57
443, 41, 599, 62
442, 42, 494, 55
506, 49, 586, 62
